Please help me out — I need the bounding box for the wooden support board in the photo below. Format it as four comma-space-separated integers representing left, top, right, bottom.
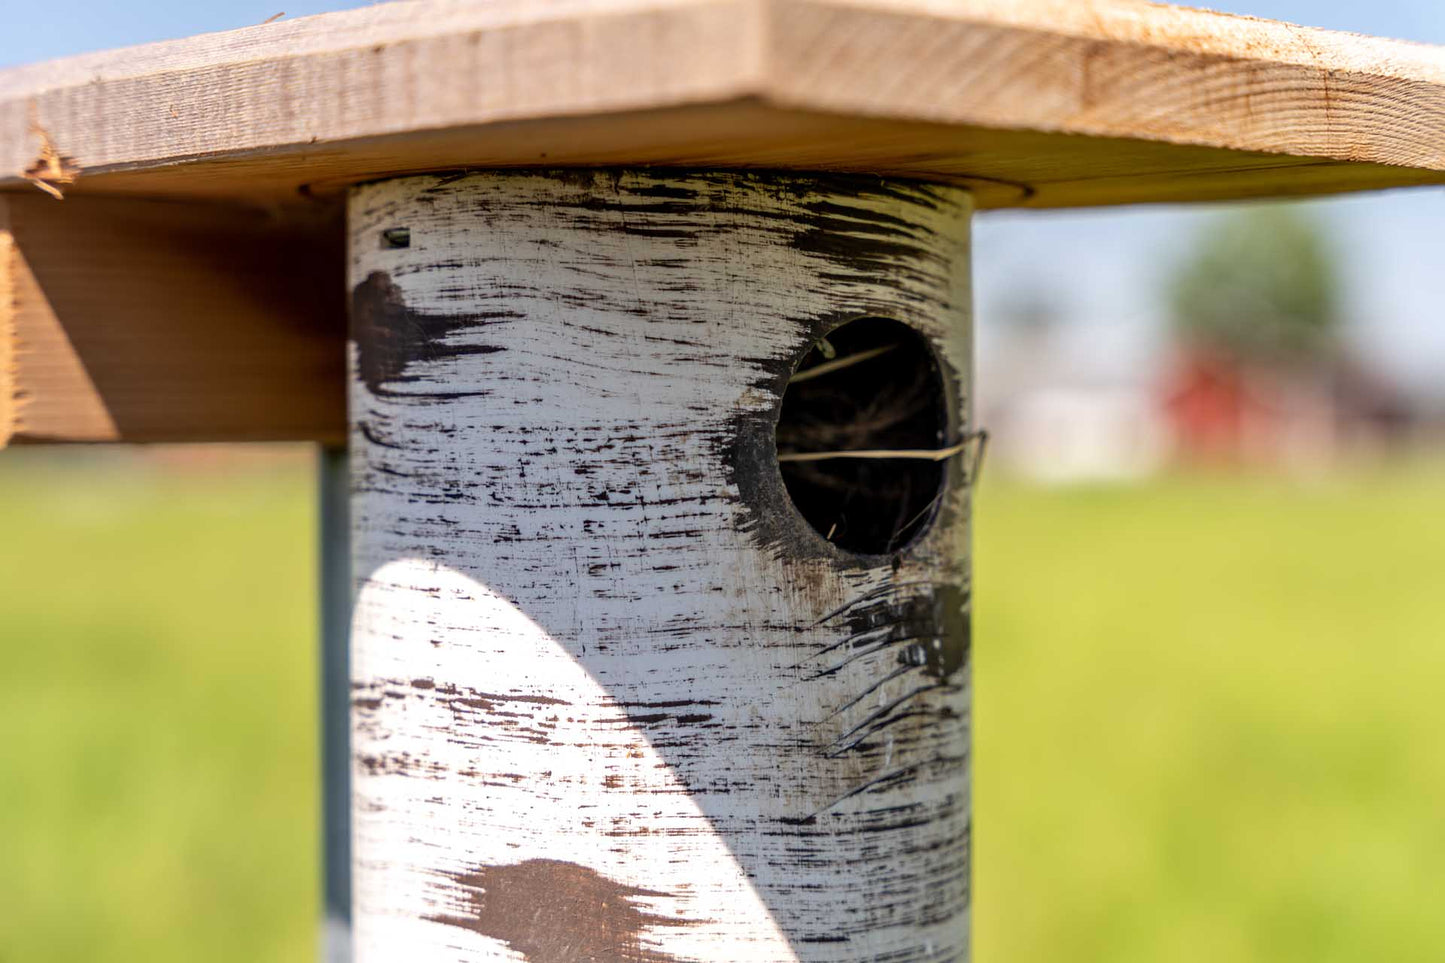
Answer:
0, 194, 344, 445
4, 0, 1445, 445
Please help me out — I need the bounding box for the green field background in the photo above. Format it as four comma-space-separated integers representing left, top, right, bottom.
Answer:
2, 449, 1442, 961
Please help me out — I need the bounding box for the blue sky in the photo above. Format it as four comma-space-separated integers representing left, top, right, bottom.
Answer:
5, 0, 1444, 400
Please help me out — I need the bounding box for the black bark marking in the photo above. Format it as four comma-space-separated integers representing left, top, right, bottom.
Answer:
841, 582, 970, 683
429, 859, 689, 962
798, 581, 970, 759
801, 581, 969, 679
790, 195, 948, 294
350, 269, 511, 396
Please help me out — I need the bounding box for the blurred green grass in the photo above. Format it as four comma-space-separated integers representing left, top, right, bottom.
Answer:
2, 449, 1443, 961
974, 466, 1445, 963
0, 450, 317, 963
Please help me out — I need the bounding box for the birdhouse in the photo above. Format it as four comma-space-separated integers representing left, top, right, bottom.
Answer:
4, 1, 1444, 959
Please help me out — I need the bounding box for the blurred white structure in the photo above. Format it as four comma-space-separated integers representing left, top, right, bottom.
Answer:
995, 386, 1169, 483
978, 314, 1424, 484
978, 315, 1169, 484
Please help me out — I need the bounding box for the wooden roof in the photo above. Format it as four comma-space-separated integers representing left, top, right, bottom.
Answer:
4, 0, 1445, 210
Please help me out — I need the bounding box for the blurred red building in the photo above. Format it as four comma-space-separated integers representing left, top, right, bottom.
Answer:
1161, 347, 1417, 471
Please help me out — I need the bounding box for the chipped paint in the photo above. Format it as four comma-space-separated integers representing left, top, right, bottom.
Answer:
430, 859, 687, 962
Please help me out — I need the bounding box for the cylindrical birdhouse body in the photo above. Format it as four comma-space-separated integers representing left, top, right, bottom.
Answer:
347, 171, 975, 961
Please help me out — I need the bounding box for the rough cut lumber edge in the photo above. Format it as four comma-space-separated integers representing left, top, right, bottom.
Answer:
768, 0, 1445, 170
0, 193, 346, 445
3, 0, 1445, 209
349, 170, 973, 961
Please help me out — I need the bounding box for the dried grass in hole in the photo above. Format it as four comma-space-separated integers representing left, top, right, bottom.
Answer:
776, 317, 950, 554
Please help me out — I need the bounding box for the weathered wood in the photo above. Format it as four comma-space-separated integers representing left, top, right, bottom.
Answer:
0, 193, 345, 444
5, 0, 1445, 210
348, 170, 974, 960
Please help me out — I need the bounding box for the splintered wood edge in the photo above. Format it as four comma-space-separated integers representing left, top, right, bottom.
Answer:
2, 0, 1445, 208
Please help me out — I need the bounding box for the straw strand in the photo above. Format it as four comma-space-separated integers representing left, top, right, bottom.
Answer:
776, 439, 969, 463
788, 344, 899, 384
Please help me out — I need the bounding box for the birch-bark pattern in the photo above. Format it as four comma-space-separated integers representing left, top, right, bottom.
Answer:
348, 171, 974, 962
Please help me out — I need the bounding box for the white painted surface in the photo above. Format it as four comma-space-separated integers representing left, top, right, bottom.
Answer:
348, 171, 974, 961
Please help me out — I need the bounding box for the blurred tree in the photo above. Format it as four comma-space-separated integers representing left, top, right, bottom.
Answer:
1168, 203, 1342, 358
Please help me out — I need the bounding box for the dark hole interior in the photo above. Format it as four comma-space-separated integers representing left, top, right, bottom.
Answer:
775, 317, 950, 555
